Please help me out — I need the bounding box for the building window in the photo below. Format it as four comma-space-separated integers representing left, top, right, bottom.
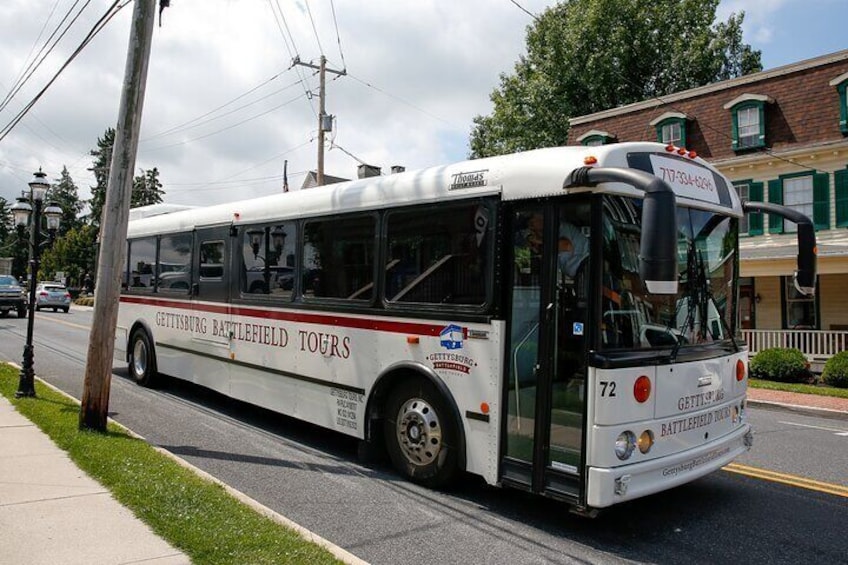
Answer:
660, 121, 682, 145
734, 180, 763, 236
830, 72, 848, 135
782, 175, 814, 234
650, 113, 688, 147
767, 172, 830, 233
784, 276, 817, 329
736, 106, 761, 148
576, 129, 615, 146
724, 94, 773, 151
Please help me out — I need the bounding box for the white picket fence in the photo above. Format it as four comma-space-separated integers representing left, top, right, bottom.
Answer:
742, 329, 848, 363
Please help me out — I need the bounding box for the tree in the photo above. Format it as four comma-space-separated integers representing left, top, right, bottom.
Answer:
87, 127, 115, 226
88, 128, 165, 225
468, 0, 762, 158
131, 166, 164, 208
39, 224, 98, 287
48, 166, 84, 236
0, 198, 29, 280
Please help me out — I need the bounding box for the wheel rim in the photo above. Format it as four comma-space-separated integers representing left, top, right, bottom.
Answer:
395, 397, 442, 466
132, 338, 147, 377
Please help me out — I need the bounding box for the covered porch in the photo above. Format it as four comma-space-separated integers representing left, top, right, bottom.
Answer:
740, 231, 848, 370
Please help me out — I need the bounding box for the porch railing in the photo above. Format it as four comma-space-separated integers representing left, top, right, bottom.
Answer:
742, 329, 848, 361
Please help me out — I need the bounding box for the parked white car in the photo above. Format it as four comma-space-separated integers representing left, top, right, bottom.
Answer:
35, 282, 71, 313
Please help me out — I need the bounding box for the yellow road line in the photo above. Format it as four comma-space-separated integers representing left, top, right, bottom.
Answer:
34, 313, 90, 332
724, 463, 848, 498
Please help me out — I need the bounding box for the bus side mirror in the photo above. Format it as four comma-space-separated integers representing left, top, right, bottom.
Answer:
794, 222, 816, 295
743, 200, 817, 296
564, 166, 678, 294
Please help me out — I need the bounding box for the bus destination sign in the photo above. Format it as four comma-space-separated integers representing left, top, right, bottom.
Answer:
649, 154, 720, 204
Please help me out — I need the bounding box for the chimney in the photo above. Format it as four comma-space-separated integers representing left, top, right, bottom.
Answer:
390, 165, 405, 174
357, 164, 381, 178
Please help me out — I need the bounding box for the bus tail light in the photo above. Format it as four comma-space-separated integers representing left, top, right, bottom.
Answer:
633, 375, 651, 403
637, 430, 654, 454
736, 360, 746, 382
615, 431, 636, 460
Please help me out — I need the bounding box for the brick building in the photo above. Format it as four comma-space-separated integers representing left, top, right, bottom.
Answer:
567, 50, 848, 355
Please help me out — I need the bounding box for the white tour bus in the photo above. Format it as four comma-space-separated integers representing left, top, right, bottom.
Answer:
116, 142, 816, 513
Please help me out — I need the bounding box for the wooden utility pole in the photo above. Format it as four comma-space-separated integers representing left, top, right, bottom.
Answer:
292, 55, 345, 186
80, 0, 156, 432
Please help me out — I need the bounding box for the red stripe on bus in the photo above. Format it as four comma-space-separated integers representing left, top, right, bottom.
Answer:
120, 295, 447, 336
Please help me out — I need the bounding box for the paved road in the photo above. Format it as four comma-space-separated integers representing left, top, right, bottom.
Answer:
1, 307, 845, 564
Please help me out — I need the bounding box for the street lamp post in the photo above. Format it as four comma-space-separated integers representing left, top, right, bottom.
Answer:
9, 169, 62, 398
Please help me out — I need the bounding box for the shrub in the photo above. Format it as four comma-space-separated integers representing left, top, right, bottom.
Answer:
749, 348, 812, 384
822, 351, 848, 388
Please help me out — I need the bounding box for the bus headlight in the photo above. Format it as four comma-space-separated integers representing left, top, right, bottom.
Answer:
615, 431, 637, 460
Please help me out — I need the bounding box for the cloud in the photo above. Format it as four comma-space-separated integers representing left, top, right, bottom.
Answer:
0, 1, 554, 208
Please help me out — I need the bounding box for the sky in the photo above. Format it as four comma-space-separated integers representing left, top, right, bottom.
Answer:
0, 0, 846, 210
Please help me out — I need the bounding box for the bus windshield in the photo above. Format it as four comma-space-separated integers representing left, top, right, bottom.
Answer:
600, 195, 739, 351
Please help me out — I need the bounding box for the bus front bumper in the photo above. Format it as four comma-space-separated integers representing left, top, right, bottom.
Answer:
585, 423, 753, 509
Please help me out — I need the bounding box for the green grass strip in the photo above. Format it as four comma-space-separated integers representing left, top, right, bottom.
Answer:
0, 365, 343, 565
748, 377, 848, 399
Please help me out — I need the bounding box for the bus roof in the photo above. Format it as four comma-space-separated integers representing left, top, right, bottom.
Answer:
128, 142, 741, 238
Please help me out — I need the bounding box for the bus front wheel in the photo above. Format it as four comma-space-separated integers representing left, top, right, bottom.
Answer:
384, 378, 458, 488
129, 329, 159, 387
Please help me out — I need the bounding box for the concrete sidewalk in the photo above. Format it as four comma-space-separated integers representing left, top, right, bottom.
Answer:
0, 396, 190, 565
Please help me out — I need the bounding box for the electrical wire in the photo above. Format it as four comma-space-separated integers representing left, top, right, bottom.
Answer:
142, 72, 304, 142
142, 92, 309, 153
4, 0, 62, 110
304, 0, 324, 56
346, 72, 452, 126
0, 0, 92, 114
0, 0, 126, 143
268, 0, 317, 117
329, 0, 347, 71
508, 0, 540, 22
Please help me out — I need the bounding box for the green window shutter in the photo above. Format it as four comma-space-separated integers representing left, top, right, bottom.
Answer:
813, 172, 830, 230
748, 181, 764, 235
835, 169, 848, 227
757, 104, 766, 148
768, 179, 783, 234
655, 126, 663, 143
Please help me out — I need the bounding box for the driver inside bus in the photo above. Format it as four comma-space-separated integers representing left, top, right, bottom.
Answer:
557, 222, 589, 279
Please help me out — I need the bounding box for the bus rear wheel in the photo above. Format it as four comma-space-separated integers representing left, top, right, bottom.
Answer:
384, 378, 458, 488
129, 329, 159, 387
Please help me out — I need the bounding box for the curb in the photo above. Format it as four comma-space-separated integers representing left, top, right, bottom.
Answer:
19, 370, 369, 565
747, 398, 848, 421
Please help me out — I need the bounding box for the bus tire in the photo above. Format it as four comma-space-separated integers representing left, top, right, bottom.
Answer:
129, 329, 158, 387
383, 378, 458, 488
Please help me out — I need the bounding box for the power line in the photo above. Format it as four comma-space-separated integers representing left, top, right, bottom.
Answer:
268, 0, 317, 117
0, 0, 92, 114
508, 0, 540, 21
304, 0, 325, 56
347, 72, 452, 126
142, 72, 303, 142
142, 92, 309, 153
0, 0, 127, 143
329, 0, 347, 70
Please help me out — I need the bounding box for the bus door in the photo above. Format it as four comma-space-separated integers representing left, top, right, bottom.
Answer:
502, 201, 590, 500
191, 226, 232, 353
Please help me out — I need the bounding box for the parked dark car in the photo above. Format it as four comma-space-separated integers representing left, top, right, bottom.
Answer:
0, 275, 27, 318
